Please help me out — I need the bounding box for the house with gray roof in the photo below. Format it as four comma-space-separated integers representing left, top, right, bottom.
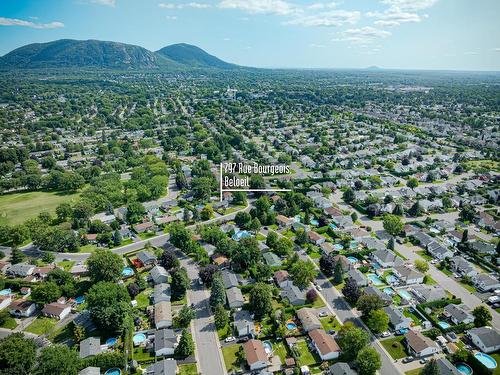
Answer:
6, 263, 35, 277
145, 359, 177, 375
409, 285, 446, 303
363, 285, 392, 306
347, 269, 368, 287
371, 249, 403, 268
427, 241, 453, 260
136, 250, 157, 267
234, 310, 255, 338
263, 252, 282, 267
328, 362, 356, 375
435, 358, 461, 375
443, 304, 474, 325
222, 270, 239, 289
280, 283, 306, 306
226, 287, 244, 308
383, 306, 412, 331
360, 237, 386, 252
79, 337, 102, 359
450, 256, 477, 278
152, 283, 171, 304
150, 265, 168, 285
472, 273, 500, 292
467, 327, 500, 353
154, 328, 177, 356
393, 265, 424, 285
79, 367, 100, 375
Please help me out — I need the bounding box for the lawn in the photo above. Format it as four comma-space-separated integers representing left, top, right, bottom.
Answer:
178, 364, 198, 375
403, 308, 422, 325
295, 340, 319, 366
405, 368, 424, 375
48, 323, 74, 343
25, 317, 57, 335
135, 288, 153, 309
172, 295, 187, 306
217, 323, 232, 340
133, 347, 154, 362
222, 344, 242, 372
272, 341, 288, 362
79, 244, 97, 253
57, 260, 75, 271
380, 336, 407, 360
416, 251, 433, 261
0, 190, 81, 226
320, 316, 342, 332
0, 315, 17, 329
138, 232, 157, 240
424, 275, 437, 285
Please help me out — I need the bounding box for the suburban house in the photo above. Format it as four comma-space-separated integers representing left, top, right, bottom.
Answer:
427, 241, 454, 260
145, 359, 177, 375
42, 302, 71, 320
0, 295, 12, 311
404, 330, 439, 357
79, 337, 102, 359
150, 265, 168, 285
154, 328, 177, 356
234, 310, 256, 338
79, 367, 101, 375
276, 215, 294, 228
154, 301, 172, 329
243, 339, 270, 371
297, 308, 321, 332
280, 283, 306, 306
309, 329, 341, 360
393, 265, 424, 285
307, 231, 326, 246
9, 300, 36, 317
222, 270, 239, 289
332, 255, 351, 272
371, 249, 403, 268
152, 283, 171, 304
383, 306, 413, 331
134, 221, 156, 234
136, 250, 157, 267
328, 363, 356, 375
274, 270, 290, 288
443, 304, 474, 325
263, 252, 282, 267
226, 287, 245, 309
360, 237, 386, 252
364, 286, 392, 306
450, 256, 477, 278
320, 242, 335, 255
471, 241, 496, 255
347, 269, 368, 287
472, 274, 500, 292
409, 285, 446, 303
6, 263, 35, 278
467, 327, 500, 353
436, 358, 461, 375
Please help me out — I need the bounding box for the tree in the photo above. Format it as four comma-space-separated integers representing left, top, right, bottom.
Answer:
414, 259, 429, 273
86, 281, 131, 334
127, 283, 140, 298
343, 187, 355, 203
0, 333, 37, 375
200, 205, 213, 221
175, 329, 194, 358
392, 203, 404, 216
33, 345, 81, 375
356, 346, 381, 375
159, 249, 180, 270
249, 217, 262, 234
126, 201, 145, 224
10, 247, 25, 264
32, 281, 62, 304
319, 254, 335, 276
199, 264, 219, 285
333, 261, 344, 284
407, 178, 419, 189
472, 305, 492, 327
249, 282, 273, 319
171, 267, 189, 301
214, 304, 229, 329
87, 249, 123, 283
357, 295, 384, 318
210, 276, 226, 308
176, 305, 195, 328
420, 359, 439, 375
409, 201, 424, 217
461, 229, 468, 243
383, 214, 403, 236
73, 323, 86, 343
295, 228, 308, 246
336, 323, 370, 361
366, 309, 389, 334
342, 277, 362, 305
388, 237, 395, 250
306, 288, 318, 303
42, 251, 55, 264
266, 231, 279, 249
234, 211, 251, 229
112, 230, 122, 246
459, 204, 476, 223
290, 259, 317, 289
56, 202, 72, 222
274, 237, 293, 256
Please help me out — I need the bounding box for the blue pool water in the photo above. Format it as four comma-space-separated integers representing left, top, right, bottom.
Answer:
349, 241, 358, 249
474, 352, 497, 369
347, 256, 359, 264
104, 369, 121, 375
438, 321, 451, 329
398, 289, 413, 300
383, 287, 395, 295
310, 219, 319, 226
106, 338, 117, 346
133, 333, 146, 345
333, 243, 344, 250
286, 322, 297, 330
329, 223, 338, 229
232, 230, 251, 241
367, 274, 384, 286
455, 363, 473, 375
0, 289, 12, 296
386, 275, 398, 284
263, 341, 272, 354
294, 215, 301, 223
122, 267, 134, 277
75, 296, 85, 304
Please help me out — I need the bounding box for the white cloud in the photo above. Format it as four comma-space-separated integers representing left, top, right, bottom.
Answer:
166, 15, 178, 20
0, 17, 64, 29
333, 26, 391, 44
159, 2, 210, 9
223, 37, 231, 41
92, 0, 116, 6
218, 0, 298, 16
380, 0, 438, 12
284, 10, 360, 27
308, 2, 338, 10
492, 48, 500, 52
367, 9, 425, 26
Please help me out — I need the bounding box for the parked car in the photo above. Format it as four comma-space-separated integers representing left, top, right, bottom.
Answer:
380, 331, 390, 338
395, 328, 409, 335
316, 285, 322, 291
225, 336, 235, 343
318, 311, 328, 317
402, 357, 415, 364
419, 358, 428, 364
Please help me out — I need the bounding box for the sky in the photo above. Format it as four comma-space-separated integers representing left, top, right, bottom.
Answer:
0, 0, 499, 70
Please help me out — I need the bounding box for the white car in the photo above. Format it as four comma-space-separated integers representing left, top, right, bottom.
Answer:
319, 312, 328, 317
225, 336, 235, 343
316, 285, 322, 291
381, 331, 390, 338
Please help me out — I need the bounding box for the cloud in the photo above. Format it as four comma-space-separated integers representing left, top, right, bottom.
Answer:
92, 0, 116, 6
380, 0, 438, 12
166, 15, 178, 20
333, 26, 391, 44
307, 2, 338, 10
367, 9, 426, 26
284, 10, 360, 27
218, 0, 298, 16
0, 17, 64, 29
159, 2, 210, 9
492, 48, 500, 52
309, 43, 326, 48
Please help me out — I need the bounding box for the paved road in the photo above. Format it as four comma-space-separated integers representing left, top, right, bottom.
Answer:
179, 252, 227, 375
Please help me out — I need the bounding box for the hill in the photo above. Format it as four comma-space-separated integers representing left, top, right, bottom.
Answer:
156, 43, 237, 69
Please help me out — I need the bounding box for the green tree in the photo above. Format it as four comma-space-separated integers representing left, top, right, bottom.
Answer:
214, 304, 229, 330
274, 237, 293, 256
171, 267, 189, 301
409, 201, 424, 217
42, 251, 55, 264
357, 294, 384, 318
73, 323, 86, 343
175, 329, 194, 358
176, 305, 195, 328
407, 178, 419, 189
0, 333, 37, 375
87, 249, 123, 283
472, 305, 492, 327
32, 281, 62, 304
10, 247, 25, 264
356, 346, 382, 375
414, 259, 429, 273
33, 345, 81, 375
337, 323, 370, 361
333, 261, 344, 284
420, 359, 439, 375
266, 231, 279, 249
383, 214, 403, 236
319, 254, 335, 277
126, 201, 145, 224
290, 259, 317, 289
210, 276, 226, 308
366, 309, 389, 334
343, 187, 355, 203
200, 205, 213, 221
249, 282, 273, 319
249, 217, 262, 234
459, 204, 477, 222
342, 277, 362, 305
388, 237, 395, 250
56, 202, 72, 222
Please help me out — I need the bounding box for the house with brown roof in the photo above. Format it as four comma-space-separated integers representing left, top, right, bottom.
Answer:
9, 300, 36, 317
211, 253, 229, 268
42, 302, 71, 320
404, 330, 439, 357
134, 221, 156, 233
297, 308, 321, 332
276, 215, 294, 228
274, 270, 290, 288
243, 339, 270, 371
154, 301, 172, 329
308, 329, 341, 360
307, 231, 326, 246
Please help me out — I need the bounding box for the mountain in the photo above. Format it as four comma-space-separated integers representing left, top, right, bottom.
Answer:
0, 39, 175, 69
156, 43, 237, 69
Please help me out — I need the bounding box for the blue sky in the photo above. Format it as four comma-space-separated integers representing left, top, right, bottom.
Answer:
0, 0, 499, 70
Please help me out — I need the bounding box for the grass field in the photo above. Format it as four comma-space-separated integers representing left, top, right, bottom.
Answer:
0, 190, 81, 226
25, 317, 57, 335
222, 344, 242, 372
178, 364, 198, 375
380, 336, 407, 360
0, 315, 17, 329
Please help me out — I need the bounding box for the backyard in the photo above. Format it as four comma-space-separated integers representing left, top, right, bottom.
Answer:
25, 317, 58, 335
380, 336, 407, 360
222, 344, 243, 372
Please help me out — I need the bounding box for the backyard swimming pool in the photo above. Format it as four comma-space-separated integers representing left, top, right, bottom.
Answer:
329, 223, 338, 229
347, 256, 359, 264
386, 275, 398, 284
397, 289, 413, 300
263, 341, 272, 354
383, 287, 395, 295
456, 363, 473, 375
349, 241, 359, 249
104, 369, 121, 375
133, 333, 146, 345
232, 230, 251, 241
333, 243, 343, 250
286, 322, 297, 330
74, 296, 85, 304
106, 338, 117, 346
122, 267, 134, 277
474, 352, 497, 369
0, 289, 12, 296
437, 321, 451, 329
367, 274, 384, 286
310, 219, 319, 226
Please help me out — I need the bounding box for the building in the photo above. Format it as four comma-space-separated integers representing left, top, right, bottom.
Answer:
472, 274, 500, 292
307, 231, 326, 246
243, 339, 270, 371
404, 330, 439, 357
449, 256, 477, 278
443, 304, 474, 325
42, 302, 71, 320
371, 249, 403, 268
222, 270, 239, 289
234, 310, 256, 338
364, 286, 392, 306
79, 337, 102, 358
393, 265, 424, 285
79, 367, 100, 375
435, 358, 461, 375
5, 263, 35, 278
226, 287, 244, 308
9, 300, 36, 317
427, 241, 454, 260
280, 283, 306, 306
409, 285, 446, 303
0, 295, 12, 311
136, 250, 157, 267
297, 308, 321, 332
383, 306, 412, 331
274, 270, 290, 288
308, 329, 341, 360
328, 362, 356, 375
263, 252, 282, 267
155, 301, 172, 329
145, 359, 177, 375
154, 328, 177, 356
150, 265, 168, 285
152, 283, 171, 304
467, 327, 500, 353
347, 269, 368, 287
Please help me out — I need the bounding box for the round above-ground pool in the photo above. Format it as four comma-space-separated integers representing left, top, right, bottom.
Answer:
0, 289, 12, 296
474, 352, 497, 369
263, 341, 272, 354
456, 363, 473, 375
347, 256, 359, 264
367, 274, 384, 286
122, 267, 134, 277
133, 333, 146, 345
75, 296, 85, 304
104, 368, 121, 375
106, 338, 118, 346
286, 322, 297, 330
438, 321, 451, 329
